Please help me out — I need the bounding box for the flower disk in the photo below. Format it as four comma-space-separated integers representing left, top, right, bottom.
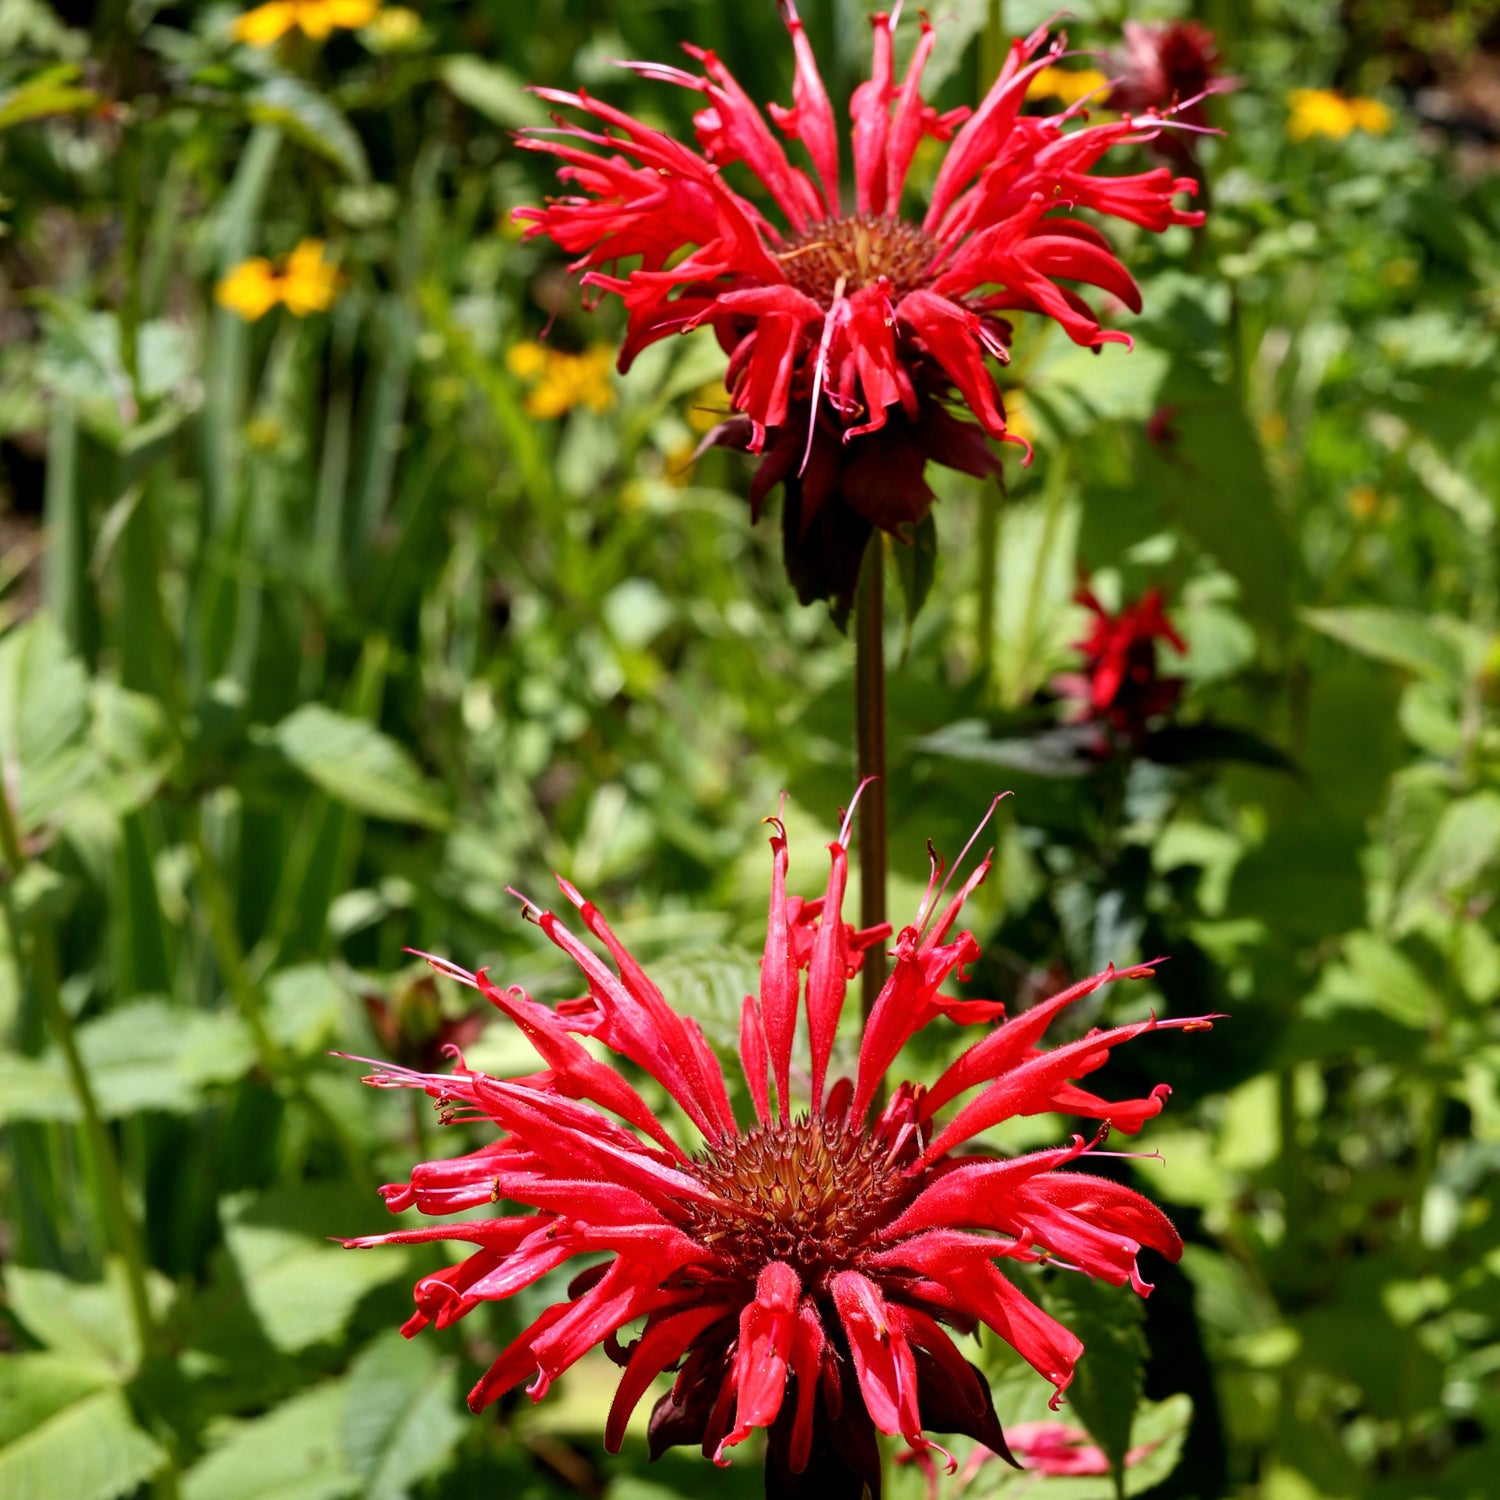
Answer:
686, 1115, 912, 1280
344, 803, 1218, 1500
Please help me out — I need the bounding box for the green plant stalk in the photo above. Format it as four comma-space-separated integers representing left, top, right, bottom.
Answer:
191, 817, 376, 1195
0, 792, 160, 1387
856, 538, 887, 1026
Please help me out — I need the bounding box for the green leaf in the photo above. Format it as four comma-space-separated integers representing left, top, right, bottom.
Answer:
0, 1357, 166, 1500
991, 491, 1082, 709
0, 612, 92, 836
183, 1380, 356, 1500
646, 945, 761, 1057
74, 1000, 257, 1118
3, 1261, 173, 1379
440, 56, 548, 128
0, 65, 99, 130
1302, 607, 1466, 684
0, 1051, 75, 1124
271, 704, 450, 829
1039, 1274, 1146, 1499
1394, 791, 1500, 932
246, 76, 368, 182
892, 512, 938, 630
223, 1194, 410, 1353
341, 1331, 464, 1500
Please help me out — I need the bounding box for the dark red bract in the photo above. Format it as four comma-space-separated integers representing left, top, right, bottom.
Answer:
344, 802, 1214, 1499
1106, 21, 1239, 170
515, 4, 1204, 612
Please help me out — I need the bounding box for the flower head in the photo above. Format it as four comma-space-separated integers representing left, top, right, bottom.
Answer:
215, 239, 343, 321
515, 6, 1205, 613
1286, 89, 1392, 142
345, 799, 1214, 1497
1106, 21, 1237, 165
506, 340, 618, 418
1054, 587, 1188, 746
231, 0, 378, 47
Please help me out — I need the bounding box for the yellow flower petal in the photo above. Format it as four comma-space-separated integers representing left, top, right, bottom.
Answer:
1286, 89, 1355, 141
506, 341, 549, 379
231, 1, 299, 46
1026, 66, 1109, 107
215, 258, 282, 321
279, 238, 342, 316
1348, 97, 1392, 134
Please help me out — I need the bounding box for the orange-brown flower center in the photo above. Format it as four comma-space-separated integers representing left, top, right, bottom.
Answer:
686, 1116, 914, 1284
778, 214, 939, 306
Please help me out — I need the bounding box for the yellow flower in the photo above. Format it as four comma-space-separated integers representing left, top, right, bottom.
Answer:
231, 0, 378, 47
215, 257, 282, 321
1003, 390, 1034, 447
278, 239, 343, 316
1258, 412, 1288, 448
363, 5, 420, 49
505, 341, 549, 380
1345, 485, 1380, 521
1287, 88, 1392, 142
1026, 66, 1110, 108
685, 381, 731, 435
1348, 97, 1392, 135
508, 343, 616, 419
214, 239, 343, 321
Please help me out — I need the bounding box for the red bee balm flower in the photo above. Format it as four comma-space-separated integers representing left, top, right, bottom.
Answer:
1106, 21, 1239, 171
344, 803, 1215, 1499
1056, 586, 1188, 746
515, 4, 1204, 612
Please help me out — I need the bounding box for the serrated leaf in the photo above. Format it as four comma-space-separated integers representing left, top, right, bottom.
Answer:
1394, 792, 1500, 933
0, 1361, 166, 1500
440, 56, 548, 128
247, 76, 368, 182
645, 945, 761, 1056
341, 1331, 464, 1500
1303, 607, 1466, 684
0, 612, 93, 836
183, 1380, 355, 1500
1040, 1274, 1145, 1499
224, 1195, 409, 1353
992, 493, 1082, 709
272, 704, 449, 829
4, 1260, 173, 1379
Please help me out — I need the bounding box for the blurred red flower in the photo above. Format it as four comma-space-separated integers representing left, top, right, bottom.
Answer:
1055, 586, 1188, 745
344, 801, 1214, 1498
1106, 21, 1239, 169
516, 4, 1204, 612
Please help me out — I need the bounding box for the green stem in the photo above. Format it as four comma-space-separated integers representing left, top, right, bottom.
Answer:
856, 538, 888, 1026
0, 792, 158, 1373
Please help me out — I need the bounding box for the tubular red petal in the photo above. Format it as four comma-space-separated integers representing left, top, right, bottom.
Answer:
883, 19, 938, 214
897, 289, 1007, 438
919, 1012, 1212, 1165
806, 839, 853, 1112
760, 818, 798, 1117
851, 12, 896, 214
922, 961, 1159, 1117
770, 8, 842, 213
740, 994, 772, 1123
605, 1303, 735, 1452
718, 1261, 802, 1457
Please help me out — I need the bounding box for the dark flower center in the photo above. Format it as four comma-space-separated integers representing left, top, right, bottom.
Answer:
778, 214, 939, 306
686, 1115, 914, 1284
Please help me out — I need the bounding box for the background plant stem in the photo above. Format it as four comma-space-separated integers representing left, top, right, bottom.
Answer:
856, 537, 887, 1024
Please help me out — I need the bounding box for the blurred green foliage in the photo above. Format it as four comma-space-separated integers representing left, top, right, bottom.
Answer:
1, 1, 1499, 1498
